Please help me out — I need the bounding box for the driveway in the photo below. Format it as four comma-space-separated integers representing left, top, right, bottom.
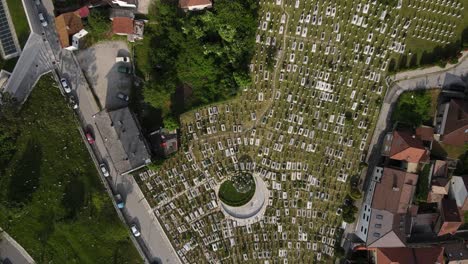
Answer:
77, 41, 132, 110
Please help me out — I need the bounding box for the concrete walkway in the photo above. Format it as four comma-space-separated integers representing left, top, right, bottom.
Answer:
0, 229, 35, 264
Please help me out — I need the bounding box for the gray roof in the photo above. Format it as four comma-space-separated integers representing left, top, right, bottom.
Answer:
95, 107, 151, 175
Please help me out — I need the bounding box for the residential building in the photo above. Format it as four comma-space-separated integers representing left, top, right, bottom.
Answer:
382, 130, 429, 173
94, 107, 151, 175
370, 247, 444, 264
365, 168, 418, 247
179, 0, 212, 11
434, 198, 463, 236
366, 209, 407, 248
450, 175, 468, 211
55, 11, 85, 50
355, 166, 383, 242
112, 17, 134, 35
372, 168, 418, 214
435, 99, 468, 146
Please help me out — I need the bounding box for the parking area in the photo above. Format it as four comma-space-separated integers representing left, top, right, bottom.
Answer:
77, 41, 132, 110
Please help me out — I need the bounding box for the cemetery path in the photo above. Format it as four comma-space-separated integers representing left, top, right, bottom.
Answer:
394, 50, 468, 81
251, 3, 290, 131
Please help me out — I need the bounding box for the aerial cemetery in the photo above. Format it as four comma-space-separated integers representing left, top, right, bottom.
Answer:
134, 0, 467, 262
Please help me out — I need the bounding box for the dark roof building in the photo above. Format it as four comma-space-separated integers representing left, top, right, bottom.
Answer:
373, 247, 444, 264
94, 107, 151, 175
372, 168, 418, 214
444, 242, 468, 263
149, 129, 178, 158
435, 99, 468, 146
435, 198, 463, 236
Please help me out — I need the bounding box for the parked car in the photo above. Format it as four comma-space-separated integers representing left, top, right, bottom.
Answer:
100, 163, 109, 177
117, 65, 132, 74
60, 78, 71, 93
117, 92, 129, 102
38, 13, 47, 27
131, 225, 141, 237
85, 132, 95, 144
68, 95, 78, 109
115, 194, 125, 209
116, 56, 130, 63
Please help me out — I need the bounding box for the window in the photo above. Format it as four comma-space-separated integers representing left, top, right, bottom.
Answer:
375, 224, 382, 228
376, 214, 383, 220
373, 233, 380, 238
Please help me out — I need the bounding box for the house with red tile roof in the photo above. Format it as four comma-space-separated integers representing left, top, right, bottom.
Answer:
382, 130, 430, 172
364, 168, 418, 248
435, 99, 468, 146
372, 168, 418, 214
179, 0, 212, 11
372, 247, 444, 264
112, 17, 134, 35
55, 11, 84, 49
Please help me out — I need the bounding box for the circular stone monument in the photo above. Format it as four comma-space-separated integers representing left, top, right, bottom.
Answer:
217, 172, 269, 226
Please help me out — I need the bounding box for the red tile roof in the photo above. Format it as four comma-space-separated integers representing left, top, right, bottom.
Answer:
179, 0, 212, 8
372, 167, 418, 214
376, 247, 444, 264
55, 12, 84, 48
442, 99, 468, 145
75, 6, 90, 18
438, 198, 463, 236
112, 17, 134, 35
390, 130, 429, 163
415, 126, 434, 142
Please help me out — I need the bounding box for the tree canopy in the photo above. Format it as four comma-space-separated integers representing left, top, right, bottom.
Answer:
141, 0, 258, 118
392, 91, 432, 127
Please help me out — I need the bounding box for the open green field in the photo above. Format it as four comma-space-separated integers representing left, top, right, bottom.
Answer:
0, 74, 142, 263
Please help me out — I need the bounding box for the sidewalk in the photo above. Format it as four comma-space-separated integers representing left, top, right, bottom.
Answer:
394, 50, 468, 81
0, 229, 35, 264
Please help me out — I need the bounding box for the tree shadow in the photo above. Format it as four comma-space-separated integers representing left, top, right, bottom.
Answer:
7, 137, 43, 207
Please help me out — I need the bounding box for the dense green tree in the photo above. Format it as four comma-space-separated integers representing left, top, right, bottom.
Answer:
392, 91, 432, 126
142, 0, 258, 118
342, 205, 358, 223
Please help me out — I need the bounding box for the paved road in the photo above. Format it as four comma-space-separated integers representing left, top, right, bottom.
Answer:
15, 1, 182, 263
0, 229, 35, 264
60, 48, 181, 264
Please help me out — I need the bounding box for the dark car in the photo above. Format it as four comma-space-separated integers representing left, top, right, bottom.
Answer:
118, 66, 132, 74
117, 92, 129, 102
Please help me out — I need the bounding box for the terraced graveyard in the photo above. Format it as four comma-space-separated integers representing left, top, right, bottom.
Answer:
136, 0, 467, 262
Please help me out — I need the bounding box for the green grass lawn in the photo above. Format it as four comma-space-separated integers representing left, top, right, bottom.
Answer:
0, 74, 142, 264
6, 0, 29, 47
218, 176, 255, 207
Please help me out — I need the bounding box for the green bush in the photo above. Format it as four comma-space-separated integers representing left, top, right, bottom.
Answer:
392, 91, 432, 127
